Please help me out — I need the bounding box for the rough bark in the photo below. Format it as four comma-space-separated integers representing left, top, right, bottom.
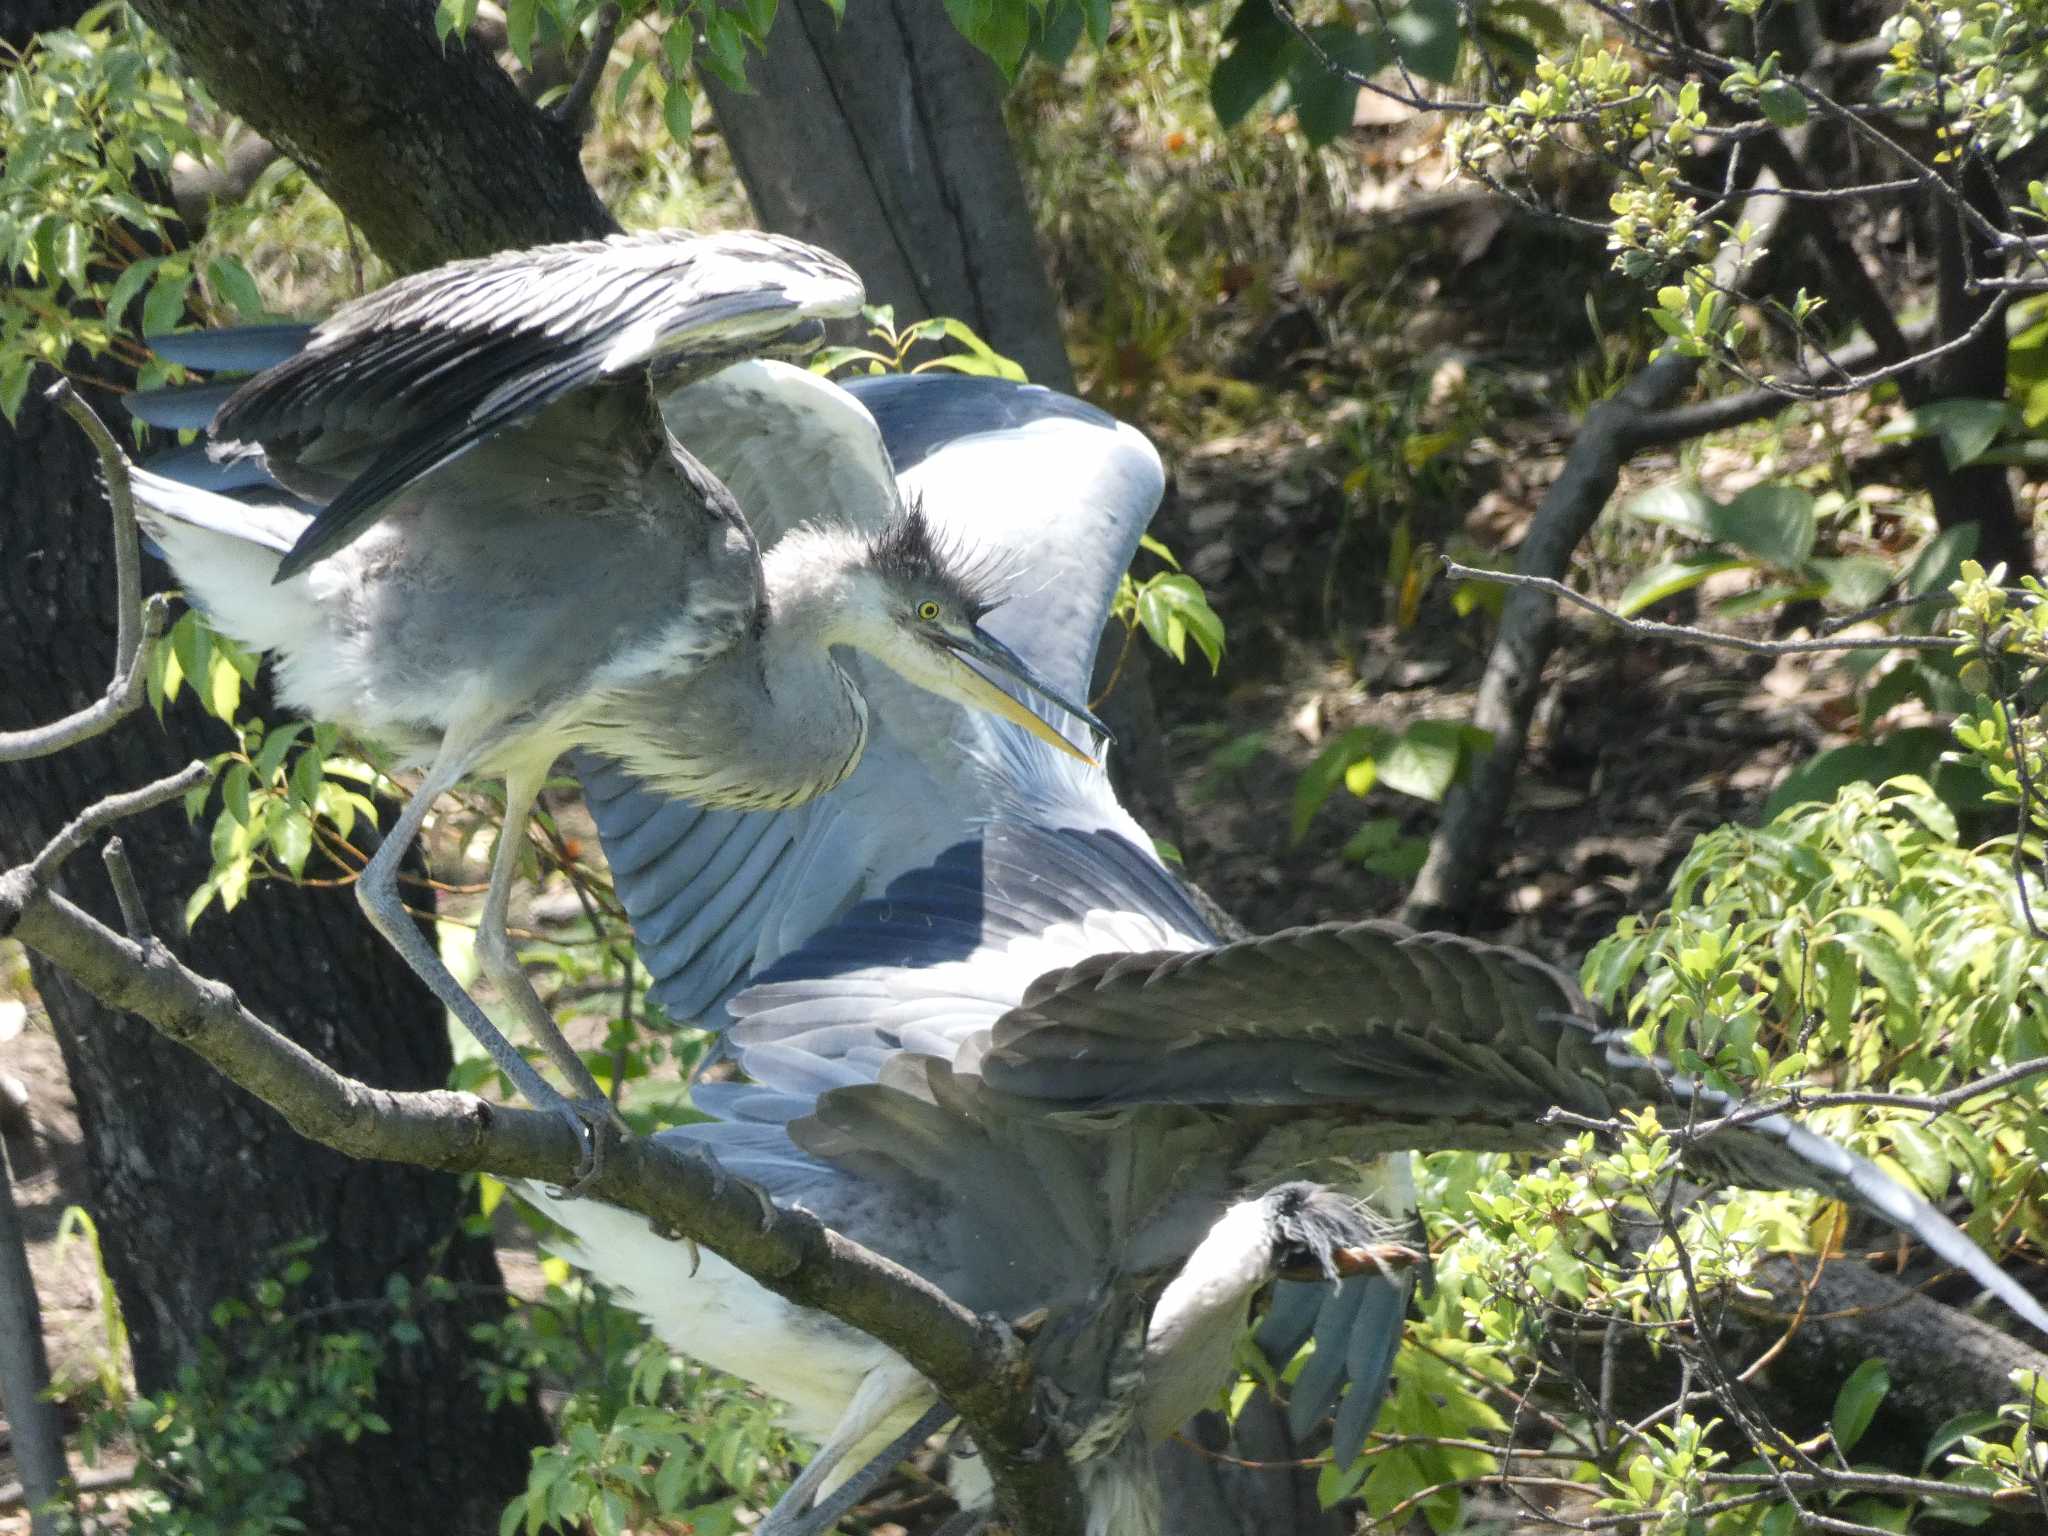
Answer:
0, 382, 547, 1534
126, 0, 614, 272
1926, 159, 2028, 576
704, 0, 1074, 391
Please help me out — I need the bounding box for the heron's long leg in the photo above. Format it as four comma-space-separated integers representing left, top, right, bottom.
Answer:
756, 1362, 931, 1536
355, 750, 591, 1161
772, 1399, 955, 1536
474, 764, 621, 1122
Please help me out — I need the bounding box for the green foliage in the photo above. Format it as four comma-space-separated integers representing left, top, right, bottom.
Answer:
59, 1241, 413, 1536
1109, 534, 1227, 675
812, 303, 1029, 381
1291, 719, 1491, 873
479, 1255, 793, 1535
0, 6, 268, 418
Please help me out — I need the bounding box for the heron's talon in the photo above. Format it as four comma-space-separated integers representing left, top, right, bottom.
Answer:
545, 1098, 620, 1198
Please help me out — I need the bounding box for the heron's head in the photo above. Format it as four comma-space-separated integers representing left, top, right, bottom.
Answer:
1263, 1183, 1422, 1285
843, 504, 1111, 764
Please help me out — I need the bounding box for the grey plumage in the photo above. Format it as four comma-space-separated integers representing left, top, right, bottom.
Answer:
513, 363, 2045, 1531
124, 230, 1106, 1168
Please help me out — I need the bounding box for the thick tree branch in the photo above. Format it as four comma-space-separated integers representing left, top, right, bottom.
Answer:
126, 0, 614, 272
0, 869, 1084, 1535
1403, 165, 1793, 928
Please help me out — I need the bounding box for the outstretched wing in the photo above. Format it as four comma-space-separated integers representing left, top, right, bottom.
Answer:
582, 372, 1168, 1027
984, 921, 2048, 1338
216, 231, 860, 577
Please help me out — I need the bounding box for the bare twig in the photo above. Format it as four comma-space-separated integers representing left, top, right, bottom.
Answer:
101, 837, 153, 943
26, 763, 210, 889
1438, 561, 1956, 656
0, 382, 164, 762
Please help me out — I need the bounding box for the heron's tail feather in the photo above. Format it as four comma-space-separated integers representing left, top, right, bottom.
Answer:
129, 465, 317, 653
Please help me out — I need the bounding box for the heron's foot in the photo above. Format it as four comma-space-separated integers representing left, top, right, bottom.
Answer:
546, 1096, 626, 1198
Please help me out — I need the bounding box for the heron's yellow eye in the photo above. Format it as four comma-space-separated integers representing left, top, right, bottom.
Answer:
918, 600, 941, 622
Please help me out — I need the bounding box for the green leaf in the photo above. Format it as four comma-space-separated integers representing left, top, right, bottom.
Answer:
271, 808, 314, 877
1377, 719, 1475, 802
741, 0, 778, 42
1902, 522, 1978, 598
1835, 929, 1917, 1023
1812, 555, 1893, 612
1615, 552, 1751, 617
699, 8, 753, 92
1624, 479, 1718, 539
206, 256, 265, 321
1717, 483, 1816, 568
1874, 398, 2011, 470
1385, 0, 1461, 83
1762, 729, 1951, 819
104, 254, 161, 329
1757, 78, 1808, 127
943, 0, 1031, 79
252, 720, 309, 785
1832, 1358, 1890, 1454
141, 266, 193, 337
1211, 0, 1295, 128
660, 76, 694, 144
434, 0, 481, 41
505, 0, 538, 68
1293, 726, 1383, 843
1287, 27, 1389, 146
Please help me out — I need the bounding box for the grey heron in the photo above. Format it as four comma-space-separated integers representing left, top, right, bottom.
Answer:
502, 378, 2048, 1536
121, 230, 1106, 1169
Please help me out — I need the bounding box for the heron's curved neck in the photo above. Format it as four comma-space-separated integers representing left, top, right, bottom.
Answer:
582, 543, 871, 809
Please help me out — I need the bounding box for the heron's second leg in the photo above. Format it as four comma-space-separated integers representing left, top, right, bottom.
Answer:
476, 764, 625, 1129
356, 750, 596, 1174
757, 1361, 932, 1536
772, 1399, 955, 1536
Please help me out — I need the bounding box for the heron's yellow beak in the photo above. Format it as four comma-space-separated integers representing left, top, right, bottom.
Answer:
944, 658, 1099, 766
937, 625, 1109, 767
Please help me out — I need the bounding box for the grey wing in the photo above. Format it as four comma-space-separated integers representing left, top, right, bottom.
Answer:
580, 372, 1168, 1027
217, 231, 861, 577
985, 922, 2048, 1338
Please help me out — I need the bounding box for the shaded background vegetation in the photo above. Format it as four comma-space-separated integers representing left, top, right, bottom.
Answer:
2, 0, 2047, 1531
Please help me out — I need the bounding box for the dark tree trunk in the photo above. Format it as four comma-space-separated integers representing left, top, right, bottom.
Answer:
1, 4, 594, 1529
704, 0, 1074, 391
127, 0, 614, 272
0, 382, 547, 1534
1927, 159, 2030, 576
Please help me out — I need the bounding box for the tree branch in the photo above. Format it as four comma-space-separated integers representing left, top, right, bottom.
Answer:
0, 381, 165, 762
0, 865, 1084, 1535
1403, 162, 1794, 928
1438, 561, 1955, 657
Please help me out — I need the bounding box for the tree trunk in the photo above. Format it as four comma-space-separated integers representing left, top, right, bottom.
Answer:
0, 381, 546, 1535
127, 0, 613, 272
2, 4, 597, 1528
704, 0, 1074, 391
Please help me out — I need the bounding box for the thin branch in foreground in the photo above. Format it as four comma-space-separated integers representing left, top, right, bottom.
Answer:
0, 381, 166, 762
1439, 560, 1956, 656
27, 762, 210, 889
